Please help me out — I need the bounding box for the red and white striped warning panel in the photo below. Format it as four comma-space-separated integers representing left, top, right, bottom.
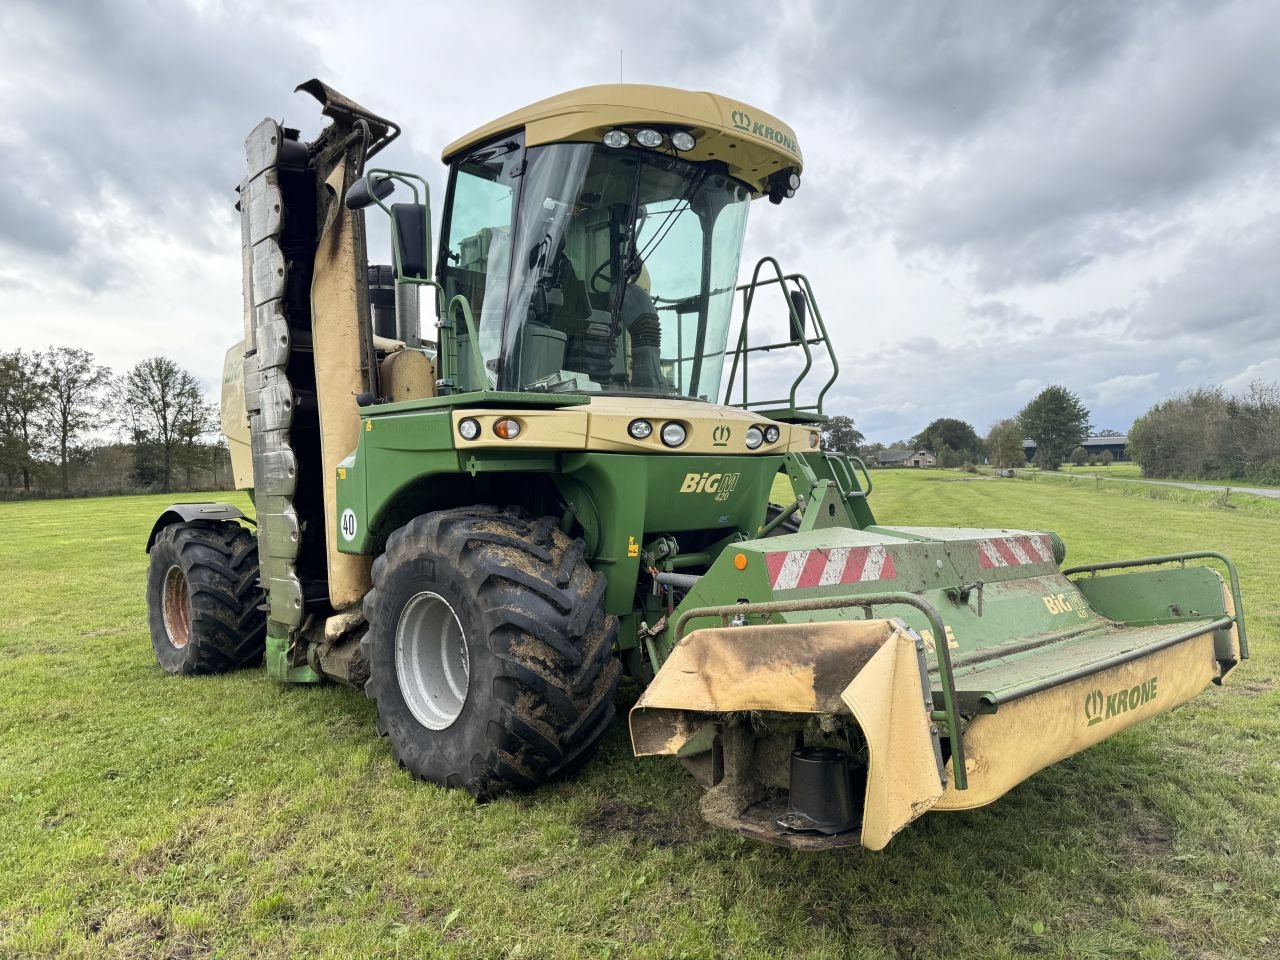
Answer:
765, 546, 897, 591
976, 534, 1056, 570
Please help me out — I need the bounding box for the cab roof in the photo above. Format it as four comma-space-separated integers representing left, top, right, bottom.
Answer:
441, 83, 801, 195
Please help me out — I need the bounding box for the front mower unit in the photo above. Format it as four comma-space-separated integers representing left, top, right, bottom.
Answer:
632, 532, 1246, 850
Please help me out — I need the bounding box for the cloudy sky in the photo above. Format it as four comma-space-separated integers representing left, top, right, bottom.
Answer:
2, 0, 1277, 443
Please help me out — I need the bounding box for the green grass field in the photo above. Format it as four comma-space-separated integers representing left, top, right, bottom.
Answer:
1, 473, 1276, 959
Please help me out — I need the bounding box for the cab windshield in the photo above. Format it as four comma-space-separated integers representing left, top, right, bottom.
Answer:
440, 136, 751, 398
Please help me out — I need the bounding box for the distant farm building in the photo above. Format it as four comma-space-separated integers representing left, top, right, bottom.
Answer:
1023, 435, 1128, 462
877, 448, 937, 468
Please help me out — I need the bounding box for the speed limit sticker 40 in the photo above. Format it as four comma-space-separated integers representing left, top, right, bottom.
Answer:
340, 508, 358, 541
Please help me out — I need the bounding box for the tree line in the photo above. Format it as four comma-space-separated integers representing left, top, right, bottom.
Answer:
824, 385, 1096, 471
0, 347, 230, 499
825, 376, 1280, 483
1128, 381, 1280, 483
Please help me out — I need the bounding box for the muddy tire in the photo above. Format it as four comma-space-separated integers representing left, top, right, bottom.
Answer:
362, 506, 622, 798
145, 521, 266, 675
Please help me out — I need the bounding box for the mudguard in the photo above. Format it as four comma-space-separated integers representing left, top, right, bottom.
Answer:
145, 503, 251, 551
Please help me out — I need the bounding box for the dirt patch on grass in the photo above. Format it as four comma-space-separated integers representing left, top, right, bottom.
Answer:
1132, 816, 1176, 857
507, 864, 541, 890
79, 625, 132, 638
1230, 677, 1277, 698
1110, 797, 1176, 859
865, 905, 934, 956
581, 799, 692, 849
0, 643, 70, 659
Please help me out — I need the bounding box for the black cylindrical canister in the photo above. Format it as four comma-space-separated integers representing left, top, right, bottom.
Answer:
783, 746, 858, 835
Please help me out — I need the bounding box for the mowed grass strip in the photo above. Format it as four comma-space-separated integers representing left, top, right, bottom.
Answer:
0, 474, 1275, 960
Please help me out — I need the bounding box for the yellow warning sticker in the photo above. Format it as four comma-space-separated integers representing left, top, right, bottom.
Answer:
627, 536, 640, 558
921, 626, 960, 649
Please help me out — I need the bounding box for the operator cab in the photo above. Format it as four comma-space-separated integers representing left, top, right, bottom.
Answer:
433, 84, 803, 401
440, 134, 750, 399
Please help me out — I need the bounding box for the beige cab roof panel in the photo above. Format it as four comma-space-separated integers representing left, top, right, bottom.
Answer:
442, 84, 801, 195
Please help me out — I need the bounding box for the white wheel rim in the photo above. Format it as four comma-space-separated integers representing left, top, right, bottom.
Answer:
394, 591, 470, 730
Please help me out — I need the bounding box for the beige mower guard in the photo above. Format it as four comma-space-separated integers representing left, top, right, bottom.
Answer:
629, 618, 947, 850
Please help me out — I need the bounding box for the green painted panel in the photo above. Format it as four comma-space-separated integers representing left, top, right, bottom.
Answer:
1073, 566, 1227, 625
556, 452, 783, 614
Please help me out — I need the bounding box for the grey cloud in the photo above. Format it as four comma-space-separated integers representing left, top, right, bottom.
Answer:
0, 170, 79, 255
785, 0, 1153, 140
892, 0, 1280, 287
0, 0, 323, 281
1130, 211, 1280, 343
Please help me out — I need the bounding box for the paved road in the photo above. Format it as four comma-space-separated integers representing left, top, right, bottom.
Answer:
1014, 470, 1280, 500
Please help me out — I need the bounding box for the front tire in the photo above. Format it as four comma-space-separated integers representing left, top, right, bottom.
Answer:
145, 521, 266, 674
363, 507, 622, 798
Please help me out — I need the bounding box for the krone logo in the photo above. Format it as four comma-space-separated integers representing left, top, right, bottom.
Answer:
1084, 688, 1105, 726
1084, 676, 1158, 726
712, 425, 731, 447
730, 108, 751, 131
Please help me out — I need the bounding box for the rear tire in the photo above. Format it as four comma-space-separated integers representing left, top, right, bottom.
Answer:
145, 521, 266, 674
362, 506, 622, 798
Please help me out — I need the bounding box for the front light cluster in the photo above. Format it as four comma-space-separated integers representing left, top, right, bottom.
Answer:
660, 422, 687, 447
457, 417, 523, 441
602, 128, 697, 152
629, 419, 686, 447
746, 424, 783, 450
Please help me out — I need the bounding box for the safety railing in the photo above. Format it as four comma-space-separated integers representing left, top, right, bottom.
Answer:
722, 257, 839, 419
1063, 550, 1248, 658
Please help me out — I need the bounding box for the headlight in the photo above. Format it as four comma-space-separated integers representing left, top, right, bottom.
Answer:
635, 128, 663, 148
671, 131, 695, 151
602, 129, 630, 148
809, 431, 820, 448
628, 419, 653, 440
788, 172, 801, 190
660, 422, 686, 447
458, 417, 480, 441
493, 418, 521, 440
764, 425, 780, 444
745, 426, 764, 450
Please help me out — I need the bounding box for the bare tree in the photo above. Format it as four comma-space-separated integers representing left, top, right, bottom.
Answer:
114, 357, 215, 493
42, 347, 110, 496
0, 350, 49, 491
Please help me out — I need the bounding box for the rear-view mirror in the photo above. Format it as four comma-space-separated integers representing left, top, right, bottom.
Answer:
345, 173, 395, 210
392, 201, 432, 280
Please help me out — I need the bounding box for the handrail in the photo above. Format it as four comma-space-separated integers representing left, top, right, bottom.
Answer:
1063, 550, 1248, 658
825, 452, 863, 501
722, 257, 840, 415
848, 456, 874, 497
446, 294, 489, 390
672, 591, 968, 790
